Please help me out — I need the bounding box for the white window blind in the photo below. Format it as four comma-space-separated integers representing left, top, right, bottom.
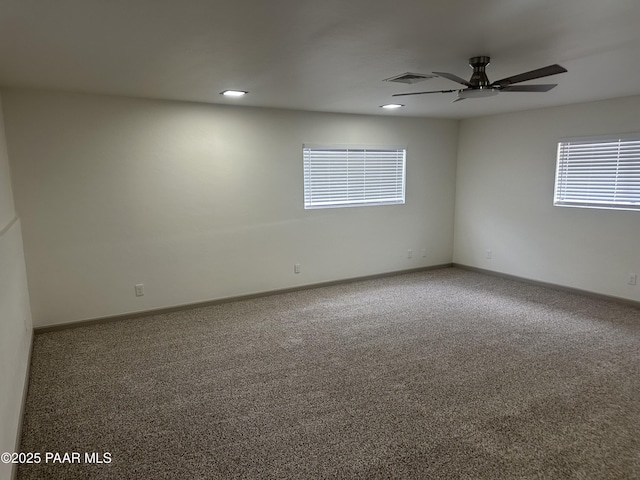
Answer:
303, 145, 406, 209
554, 134, 640, 211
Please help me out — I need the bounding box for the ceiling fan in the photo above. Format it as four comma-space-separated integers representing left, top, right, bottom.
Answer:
393, 56, 567, 102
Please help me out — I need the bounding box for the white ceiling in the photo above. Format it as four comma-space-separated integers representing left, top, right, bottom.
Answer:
1, 0, 639, 119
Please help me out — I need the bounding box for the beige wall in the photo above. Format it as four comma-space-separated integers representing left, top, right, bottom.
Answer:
454, 95, 640, 302
0, 95, 32, 480
3, 89, 459, 327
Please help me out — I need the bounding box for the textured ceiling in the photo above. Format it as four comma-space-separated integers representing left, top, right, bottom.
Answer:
0, 0, 639, 118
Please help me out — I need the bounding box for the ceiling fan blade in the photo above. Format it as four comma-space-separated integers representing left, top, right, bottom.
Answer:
491, 64, 567, 87
392, 89, 458, 97
433, 71, 472, 87
452, 97, 466, 103
500, 84, 558, 92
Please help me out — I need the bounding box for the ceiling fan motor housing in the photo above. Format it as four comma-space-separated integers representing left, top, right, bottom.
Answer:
469, 56, 492, 88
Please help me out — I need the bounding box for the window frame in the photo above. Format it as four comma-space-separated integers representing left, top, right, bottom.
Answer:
553, 133, 640, 212
302, 144, 407, 210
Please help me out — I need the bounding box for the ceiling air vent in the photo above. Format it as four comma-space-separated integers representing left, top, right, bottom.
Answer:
384, 72, 435, 84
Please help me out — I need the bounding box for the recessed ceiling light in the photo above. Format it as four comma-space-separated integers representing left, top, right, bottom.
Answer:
220, 90, 248, 97
380, 104, 404, 109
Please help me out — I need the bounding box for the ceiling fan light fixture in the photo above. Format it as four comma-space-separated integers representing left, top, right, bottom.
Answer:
220, 90, 248, 97
380, 103, 404, 109
457, 88, 499, 99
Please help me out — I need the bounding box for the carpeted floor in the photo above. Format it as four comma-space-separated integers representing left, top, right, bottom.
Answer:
17, 267, 640, 479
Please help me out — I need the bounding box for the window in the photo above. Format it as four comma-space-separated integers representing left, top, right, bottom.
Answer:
303, 145, 406, 209
554, 134, 640, 211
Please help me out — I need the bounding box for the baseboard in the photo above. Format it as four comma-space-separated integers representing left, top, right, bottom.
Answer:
35, 263, 454, 333
11, 331, 33, 480
0, 215, 19, 238
453, 263, 640, 309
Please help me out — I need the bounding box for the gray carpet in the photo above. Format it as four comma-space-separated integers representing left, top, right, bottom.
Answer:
18, 267, 640, 479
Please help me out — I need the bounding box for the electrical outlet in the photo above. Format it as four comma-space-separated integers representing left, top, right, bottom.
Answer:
294, 263, 300, 274
486, 250, 493, 260
135, 284, 144, 297
422, 249, 427, 258
407, 249, 413, 259
629, 273, 637, 286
